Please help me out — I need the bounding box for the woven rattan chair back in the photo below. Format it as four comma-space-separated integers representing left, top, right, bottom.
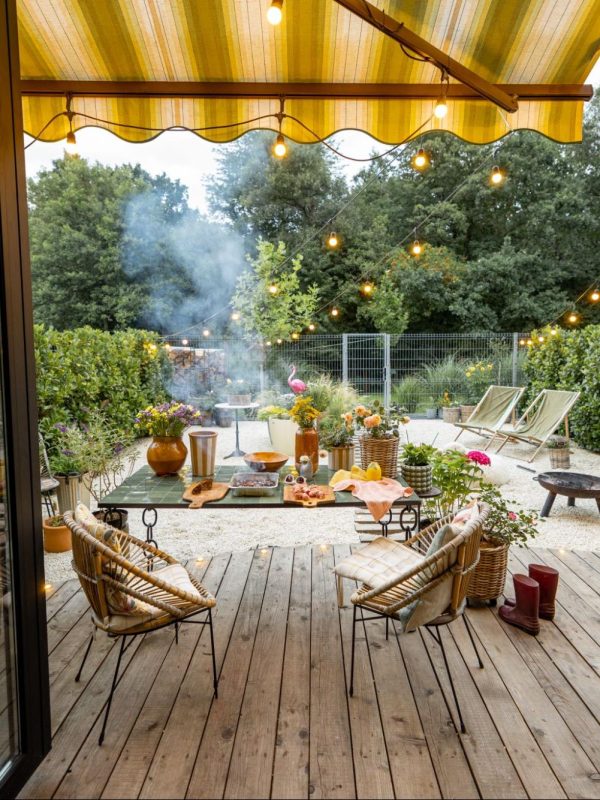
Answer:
68, 516, 111, 621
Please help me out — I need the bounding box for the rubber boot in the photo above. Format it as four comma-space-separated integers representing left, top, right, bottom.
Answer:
499, 574, 540, 635
504, 564, 559, 620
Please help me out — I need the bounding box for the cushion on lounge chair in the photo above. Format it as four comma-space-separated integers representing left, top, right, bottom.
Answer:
105, 563, 205, 620
333, 537, 424, 589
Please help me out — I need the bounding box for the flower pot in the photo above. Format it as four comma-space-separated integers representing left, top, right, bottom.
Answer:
549, 448, 570, 469
214, 407, 233, 427
43, 518, 71, 553
425, 407, 438, 420
189, 430, 218, 476
460, 404, 477, 422
442, 407, 461, 424
468, 539, 509, 603
295, 428, 319, 474
267, 418, 298, 458
199, 411, 214, 426
359, 436, 399, 478
93, 508, 129, 532
400, 463, 433, 493
55, 473, 83, 514
146, 436, 188, 476
327, 445, 354, 471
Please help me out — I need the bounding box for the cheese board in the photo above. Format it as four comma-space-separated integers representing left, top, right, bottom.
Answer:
283, 484, 336, 508
182, 481, 230, 509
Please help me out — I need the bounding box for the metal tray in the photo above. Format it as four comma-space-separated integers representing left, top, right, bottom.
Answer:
229, 471, 279, 496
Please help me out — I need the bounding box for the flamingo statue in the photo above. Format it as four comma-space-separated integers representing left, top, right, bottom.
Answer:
287, 365, 306, 394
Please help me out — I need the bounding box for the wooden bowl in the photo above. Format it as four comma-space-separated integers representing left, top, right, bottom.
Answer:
243, 451, 289, 472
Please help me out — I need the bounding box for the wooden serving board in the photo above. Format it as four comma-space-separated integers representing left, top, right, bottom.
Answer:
183, 482, 229, 509
283, 484, 336, 508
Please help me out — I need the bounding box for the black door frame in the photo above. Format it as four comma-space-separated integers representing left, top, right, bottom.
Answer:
0, 0, 51, 795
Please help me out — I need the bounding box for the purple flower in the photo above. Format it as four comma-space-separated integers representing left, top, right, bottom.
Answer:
61, 449, 75, 456
54, 423, 68, 433
113, 442, 124, 454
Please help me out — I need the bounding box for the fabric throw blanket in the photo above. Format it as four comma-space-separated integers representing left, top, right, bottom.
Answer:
333, 477, 414, 522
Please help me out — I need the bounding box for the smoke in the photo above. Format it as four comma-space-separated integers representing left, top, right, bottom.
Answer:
122, 189, 246, 335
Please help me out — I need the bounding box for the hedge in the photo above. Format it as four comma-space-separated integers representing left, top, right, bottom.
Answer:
35, 325, 172, 440
524, 324, 600, 451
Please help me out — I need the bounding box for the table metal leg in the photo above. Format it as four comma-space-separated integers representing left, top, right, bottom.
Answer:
540, 492, 557, 518
567, 496, 575, 507
142, 506, 158, 548
224, 409, 246, 458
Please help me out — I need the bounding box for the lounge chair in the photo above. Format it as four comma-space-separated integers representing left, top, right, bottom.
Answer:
492, 388, 579, 462
454, 385, 524, 448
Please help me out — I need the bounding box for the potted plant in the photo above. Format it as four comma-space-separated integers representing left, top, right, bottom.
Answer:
426, 449, 483, 518
135, 401, 202, 476
424, 400, 438, 420
49, 425, 86, 514
462, 361, 493, 420
546, 435, 570, 469
399, 443, 437, 493
440, 391, 461, 424
319, 413, 355, 471
468, 483, 539, 604
43, 514, 71, 553
350, 401, 409, 478
258, 405, 297, 458
214, 401, 234, 428
289, 396, 321, 473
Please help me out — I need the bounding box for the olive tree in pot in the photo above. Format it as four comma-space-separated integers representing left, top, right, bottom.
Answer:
399, 443, 437, 493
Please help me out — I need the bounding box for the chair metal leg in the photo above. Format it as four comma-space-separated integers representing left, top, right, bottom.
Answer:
175, 622, 180, 645
208, 608, 218, 698
99, 636, 126, 746
462, 614, 483, 669
349, 604, 357, 697
385, 616, 389, 641
75, 633, 94, 683
435, 627, 466, 734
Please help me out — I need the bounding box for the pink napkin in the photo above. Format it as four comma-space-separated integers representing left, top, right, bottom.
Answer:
333, 477, 414, 522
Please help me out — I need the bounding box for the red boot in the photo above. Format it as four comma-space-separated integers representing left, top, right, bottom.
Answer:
504, 563, 559, 620
499, 574, 540, 635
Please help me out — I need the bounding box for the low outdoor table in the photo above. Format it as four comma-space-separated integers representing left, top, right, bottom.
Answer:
534, 471, 600, 517
214, 402, 260, 458
99, 464, 424, 547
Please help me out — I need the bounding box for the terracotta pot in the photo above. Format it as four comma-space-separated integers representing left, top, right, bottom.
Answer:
146, 436, 188, 476
295, 427, 319, 474
327, 446, 354, 471
43, 518, 71, 553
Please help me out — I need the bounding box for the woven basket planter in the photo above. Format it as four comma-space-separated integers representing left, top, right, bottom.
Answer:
460, 404, 477, 422
549, 448, 570, 469
400, 463, 433, 493
358, 436, 399, 478
468, 539, 509, 602
442, 407, 461, 424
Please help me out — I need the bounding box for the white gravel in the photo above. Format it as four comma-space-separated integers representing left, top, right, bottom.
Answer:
44, 419, 600, 584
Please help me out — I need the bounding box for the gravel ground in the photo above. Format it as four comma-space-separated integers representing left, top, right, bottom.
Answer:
44, 418, 600, 584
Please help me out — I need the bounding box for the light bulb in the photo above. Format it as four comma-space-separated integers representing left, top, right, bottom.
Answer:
266, 0, 282, 25
538, 336, 544, 343
568, 312, 578, 324
411, 240, 422, 256
308, 323, 316, 332
526, 339, 533, 346
231, 311, 240, 321
490, 165, 505, 185
266, 340, 272, 346
268, 283, 279, 295
434, 97, 448, 119
412, 148, 430, 171
591, 290, 600, 302
360, 281, 374, 296
550, 328, 558, 336
291, 332, 300, 340
181, 338, 189, 346
327, 232, 339, 249
330, 307, 339, 318
65, 130, 77, 156
276, 338, 283, 344
519, 338, 526, 346
202, 329, 210, 337
273, 133, 287, 158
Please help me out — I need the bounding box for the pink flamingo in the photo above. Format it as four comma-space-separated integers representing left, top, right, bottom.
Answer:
287, 365, 306, 394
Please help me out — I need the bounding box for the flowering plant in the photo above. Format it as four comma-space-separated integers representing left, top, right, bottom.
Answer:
477, 483, 539, 546
135, 401, 202, 438
349, 400, 409, 440
289, 396, 320, 429
464, 361, 494, 403
318, 414, 355, 449
467, 450, 491, 466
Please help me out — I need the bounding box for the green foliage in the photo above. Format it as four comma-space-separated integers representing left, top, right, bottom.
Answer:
318, 415, 355, 449
233, 240, 319, 340
419, 355, 469, 405
35, 325, 171, 443
257, 405, 290, 421
400, 442, 437, 466
356, 271, 408, 333
392, 376, 424, 413
477, 483, 539, 546
524, 324, 600, 451
429, 450, 482, 517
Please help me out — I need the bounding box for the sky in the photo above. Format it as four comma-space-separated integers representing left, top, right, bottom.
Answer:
24, 59, 600, 214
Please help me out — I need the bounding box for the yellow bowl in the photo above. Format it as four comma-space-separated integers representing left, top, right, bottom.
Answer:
243, 451, 289, 472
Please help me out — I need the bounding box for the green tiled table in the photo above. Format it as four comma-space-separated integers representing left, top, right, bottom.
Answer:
99, 464, 424, 546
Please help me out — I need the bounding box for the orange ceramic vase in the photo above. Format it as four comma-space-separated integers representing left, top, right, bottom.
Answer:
295, 427, 319, 474
147, 436, 188, 476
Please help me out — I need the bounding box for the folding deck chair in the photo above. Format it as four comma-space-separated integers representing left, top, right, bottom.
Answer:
454, 385, 524, 449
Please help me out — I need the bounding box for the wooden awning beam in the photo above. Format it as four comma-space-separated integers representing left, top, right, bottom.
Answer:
20, 80, 593, 102
332, 0, 520, 113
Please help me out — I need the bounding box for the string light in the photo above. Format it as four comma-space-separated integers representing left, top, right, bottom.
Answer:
434, 97, 448, 119
276, 338, 283, 344
327, 232, 339, 249
591, 290, 600, 302
308, 323, 316, 332
202, 328, 210, 337
550, 327, 558, 336
568, 312, 579, 324
231, 311, 240, 321
291, 332, 300, 340
268, 283, 279, 295
266, 0, 283, 25
181, 338, 189, 346
330, 307, 340, 318
360, 281, 375, 296
410, 240, 423, 256
266, 340, 272, 346
490, 165, 505, 185
412, 148, 430, 171
519, 338, 526, 346
538, 335, 544, 343
526, 338, 533, 346
273, 133, 287, 158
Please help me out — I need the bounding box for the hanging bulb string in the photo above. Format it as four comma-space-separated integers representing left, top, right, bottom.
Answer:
541, 274, 600, 332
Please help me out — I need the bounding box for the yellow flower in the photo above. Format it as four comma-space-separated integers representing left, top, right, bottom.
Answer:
400, 415, 411, 425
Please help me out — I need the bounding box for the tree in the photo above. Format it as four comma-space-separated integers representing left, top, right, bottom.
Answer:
232, 240, 319, 340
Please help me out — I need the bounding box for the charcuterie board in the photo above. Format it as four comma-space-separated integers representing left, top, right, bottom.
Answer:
283, 484, 336, 508
183, 482, 229, 509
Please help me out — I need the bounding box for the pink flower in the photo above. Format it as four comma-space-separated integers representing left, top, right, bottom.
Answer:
467, 450, 491, 466
508, 511, 517, 521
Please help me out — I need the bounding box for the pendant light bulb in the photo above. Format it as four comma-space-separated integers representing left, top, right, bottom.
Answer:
568, 312, 579, 324
181, 338, 189, 346
308, 323, 316, 332
550, 327, 558, 336
434, 97, 448, 119
273, 133, 287, 158
519, 338, 526, 346
411, 240, 422, 256
65, 130, 77, 156
327, 232, 339, 249
330, 307, 339, 318
231, 311, 240, 321
202, 329, 210, 337
490, 165, 505, 185
268, 283, 279, 295
538, 336, 544, 343
591, 290, 600, 302
266, 0, 283, 25
526, 339, 533, 346
291, 332, 300, 340
412, 148, 430, 171
360, 281, 374, 296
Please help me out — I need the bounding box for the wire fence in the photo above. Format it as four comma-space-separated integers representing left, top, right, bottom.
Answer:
164, 332, 527, 415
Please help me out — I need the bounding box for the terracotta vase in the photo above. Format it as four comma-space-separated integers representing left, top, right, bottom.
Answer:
43, 518, 71, 553
146, 436, 188, 476
295, 427, 319, 474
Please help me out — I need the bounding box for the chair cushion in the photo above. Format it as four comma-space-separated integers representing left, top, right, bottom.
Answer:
74, 503, 121, 553
451, 502, 479, 529
397, 573, 455, 633
105, 563, 204, 620
425, 523, 458, 558
334, 537, 424, 590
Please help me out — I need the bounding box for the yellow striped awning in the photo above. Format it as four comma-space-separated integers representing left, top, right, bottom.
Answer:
18, 0, 600, 145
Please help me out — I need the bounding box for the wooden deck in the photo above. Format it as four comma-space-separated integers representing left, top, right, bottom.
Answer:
20, 544, 600, 799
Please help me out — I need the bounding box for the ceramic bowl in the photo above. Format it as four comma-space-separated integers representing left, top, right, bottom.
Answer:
243, 451, 289, 472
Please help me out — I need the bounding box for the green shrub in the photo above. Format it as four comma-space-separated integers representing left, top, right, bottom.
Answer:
420, 355, 468, 404
392, 376, 424, 412
524, 324, 600, 451
35, 325, 171, 443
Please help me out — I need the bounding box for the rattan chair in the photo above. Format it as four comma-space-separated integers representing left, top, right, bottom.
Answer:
336, 504, 489, 734
63, 511, 218, 745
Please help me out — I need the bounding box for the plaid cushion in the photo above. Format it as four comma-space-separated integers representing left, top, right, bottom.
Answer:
334, 537, 424, 589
